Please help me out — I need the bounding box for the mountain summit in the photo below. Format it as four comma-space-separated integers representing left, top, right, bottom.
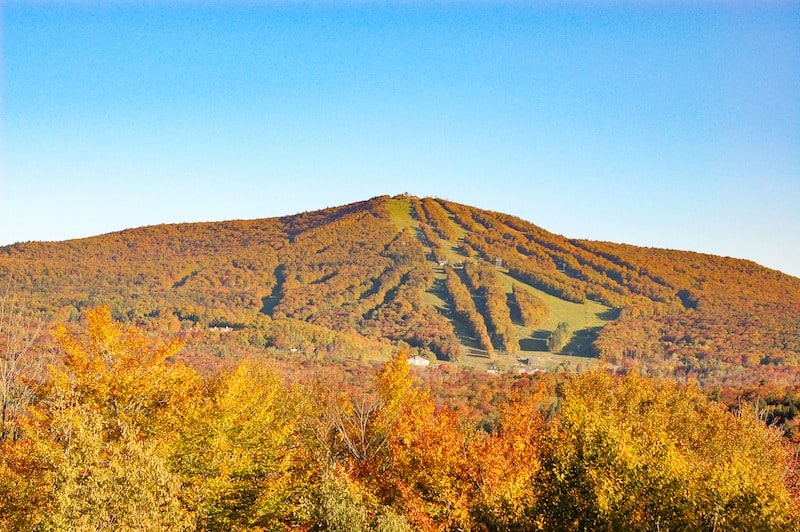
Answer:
3, 194, 798, 385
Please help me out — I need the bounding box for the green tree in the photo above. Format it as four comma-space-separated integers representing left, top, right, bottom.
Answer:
548, 321, 570, 353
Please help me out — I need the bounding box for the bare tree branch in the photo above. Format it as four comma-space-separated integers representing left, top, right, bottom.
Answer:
0, 279, 47, 441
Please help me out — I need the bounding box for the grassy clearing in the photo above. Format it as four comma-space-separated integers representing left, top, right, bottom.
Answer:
412, 212, 615, 372
493, 268, 616, 356
386, 197, 418, 231
457, 350, 601, 373
496, 269, 611, 330
422, 271, 448, 311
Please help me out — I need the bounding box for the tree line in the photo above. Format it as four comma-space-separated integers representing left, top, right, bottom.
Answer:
443, 266, 493, 357
463, 261, 519, 355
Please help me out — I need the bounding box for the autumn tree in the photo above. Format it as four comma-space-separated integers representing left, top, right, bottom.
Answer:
3, 305, 799, 530
170, 360, 306, 529
535, 373, 799, 530
463, 261, 518, 355
511, 283, 548, 328
9, 307, 198, 530
370, 351, 478, 529
301, 351, 418, 530
421, 198, 459, 241
443, 266, 493, 356
468, 393, 546, 530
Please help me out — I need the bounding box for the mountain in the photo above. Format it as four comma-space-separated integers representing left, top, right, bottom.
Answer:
2, 194, 799, 385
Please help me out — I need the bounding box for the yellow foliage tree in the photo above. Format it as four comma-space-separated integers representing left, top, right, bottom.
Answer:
2, 309, 798, 531
4, 307, 199, 530
536, 372, 799, 531
170, 359, 305, 529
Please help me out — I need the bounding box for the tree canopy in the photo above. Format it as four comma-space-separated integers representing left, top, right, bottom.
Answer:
1, 309, 797, 530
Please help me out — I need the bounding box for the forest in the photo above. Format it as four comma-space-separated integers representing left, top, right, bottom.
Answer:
0, 307, 797, 530
2, 194, 800, 527
2, 194, 798, 387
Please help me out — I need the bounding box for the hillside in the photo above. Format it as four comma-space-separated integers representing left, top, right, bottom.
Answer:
2, 194, 799, 384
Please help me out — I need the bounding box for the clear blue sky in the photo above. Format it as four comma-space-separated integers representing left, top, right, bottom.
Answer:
2, 2, 799, 277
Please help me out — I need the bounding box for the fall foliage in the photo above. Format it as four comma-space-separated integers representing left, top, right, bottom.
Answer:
2, 194, 800, 528
0, 309, 798, 530
2, 194, 799, 385
442, 266, 493, 356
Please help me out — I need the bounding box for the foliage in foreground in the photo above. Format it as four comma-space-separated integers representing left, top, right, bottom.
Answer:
0, 308, 797, 530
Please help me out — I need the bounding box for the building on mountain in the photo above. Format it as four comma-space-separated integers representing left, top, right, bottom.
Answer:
406, 355, 431, 367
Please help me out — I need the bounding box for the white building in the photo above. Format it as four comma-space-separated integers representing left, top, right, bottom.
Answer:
406, 355, 431, 367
